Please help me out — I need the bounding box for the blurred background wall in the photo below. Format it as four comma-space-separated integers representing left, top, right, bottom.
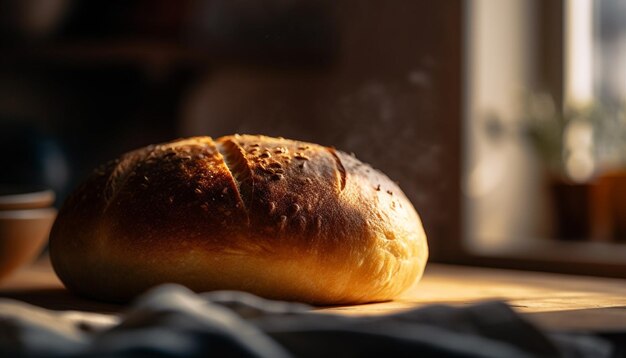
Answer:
0, 0, 462, 260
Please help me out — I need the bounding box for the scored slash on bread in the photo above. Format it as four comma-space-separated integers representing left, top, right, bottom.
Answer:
50, 134, 428, 304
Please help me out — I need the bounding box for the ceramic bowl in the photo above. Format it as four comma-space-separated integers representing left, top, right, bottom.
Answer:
0, 187, 55, 210
0, 208, 56, 282
0, 187, 57, 282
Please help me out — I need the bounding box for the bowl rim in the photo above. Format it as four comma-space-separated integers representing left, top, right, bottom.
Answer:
0, 187, 55, 210
0, 207, 57, 220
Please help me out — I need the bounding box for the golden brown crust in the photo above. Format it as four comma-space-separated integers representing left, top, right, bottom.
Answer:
49, 135, 428, 304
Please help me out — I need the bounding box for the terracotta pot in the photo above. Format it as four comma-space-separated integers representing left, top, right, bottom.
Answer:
550, 180, 593, 241
594, 170, 626, 242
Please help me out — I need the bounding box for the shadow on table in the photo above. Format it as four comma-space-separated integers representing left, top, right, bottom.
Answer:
0, 288, 122, 314
528, 306, 626, 355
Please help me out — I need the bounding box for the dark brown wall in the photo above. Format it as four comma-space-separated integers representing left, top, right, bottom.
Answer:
181, 0, 463, 259
0, 0, 463, 259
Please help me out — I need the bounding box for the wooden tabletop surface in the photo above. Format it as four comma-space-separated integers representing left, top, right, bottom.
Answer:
2, 257, 626, 333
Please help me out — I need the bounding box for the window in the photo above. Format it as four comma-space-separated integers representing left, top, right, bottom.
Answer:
461, 0, 626, 276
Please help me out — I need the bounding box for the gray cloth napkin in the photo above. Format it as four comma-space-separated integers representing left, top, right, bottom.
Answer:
0, 284, 614, 357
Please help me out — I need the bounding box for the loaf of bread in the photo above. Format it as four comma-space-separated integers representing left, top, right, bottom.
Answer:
50, 135, 428, 304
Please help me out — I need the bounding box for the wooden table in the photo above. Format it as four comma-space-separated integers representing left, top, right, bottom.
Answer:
2, 257, 626, 333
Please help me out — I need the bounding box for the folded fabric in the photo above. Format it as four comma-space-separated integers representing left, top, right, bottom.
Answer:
0, 284, 613, 357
